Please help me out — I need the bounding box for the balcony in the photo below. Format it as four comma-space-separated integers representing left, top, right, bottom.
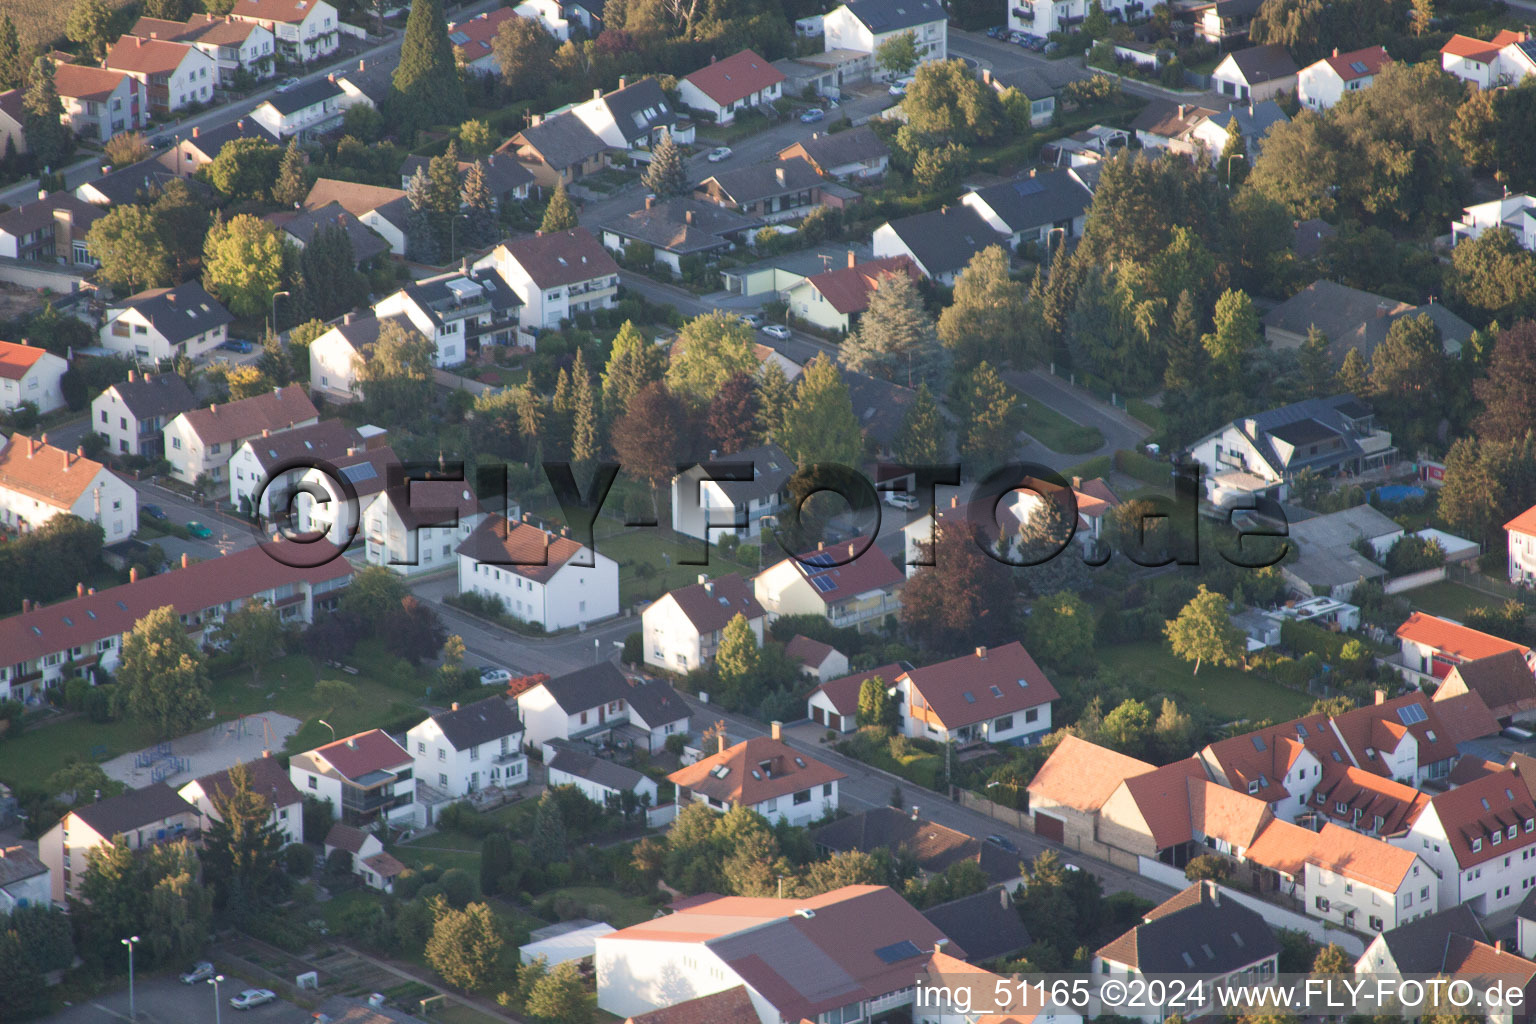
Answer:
828, 595, 902, 628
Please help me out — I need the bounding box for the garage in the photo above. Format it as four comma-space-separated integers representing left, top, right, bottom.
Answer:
1034, 812, 1064, 842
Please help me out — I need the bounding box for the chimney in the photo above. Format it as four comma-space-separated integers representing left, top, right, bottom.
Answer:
1497, 939, 1506, 952
210, 404, 217, 414
911, 805, 919, 819
950, 495, 958, 508
20, 599, 29, 614
717, 732, 728, 755
88, 587, 95, 595
1029, 167, 1037, 178
982, 68, 993, 85
847, 249, 856, 268
619, 76, 629, 89
181, 553, 190, 569
76, 446, 84, 460
262, 749, 271, 758
975, 646, 987, 659
847, 542, 856, 558
775, 166, 786, 186
1333, 47, 1340, 57
262, 428, 270, 437
593, 87, 603, 99
347, 446, 360, 457
1374, 689, 1386, 705
771, 721, 782, 740
344, 311, 355, 324
192, 126, 199, 138
685, 209, 694, 225
1376, 302, 1392, 318
328, 73, 335, 84
452, 702, 460, 711
150, 31, 158, 38
130, 567, 139, 583
704, 580, 714, 595
346, 737, 357, 749
818, 540, 825, 551
645, 195, 654, 209
359, 59, 366, 72
698, 573, 709, 585
1000, 887, 1010, 910
1211, 884, 1221, 906
1072, 475, 1082, 489
1177, 104, 1187, 120
127, 369, 136, 382
77, 582, 85, 597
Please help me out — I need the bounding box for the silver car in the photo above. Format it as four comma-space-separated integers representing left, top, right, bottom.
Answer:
230, 989, 276, 1010
180, 962, 214, 984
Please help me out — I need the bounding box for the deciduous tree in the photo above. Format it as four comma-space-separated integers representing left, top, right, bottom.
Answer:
612, 381, 687, 510
1026, 591, 1095, 670
1450, 226, 1536, 326
666, 312, 758, 406
208, 138, 283, 202
525, 958, 594, 1023
66, 0, 114, 62
875, 31, 919, 76
777, 354, 862, 467
88, 205, 174, 292
424, 897, 505, 991
938, 245, 1029, 369
104, 131, 151, 168
705, 373, 760, 454
1163, 585, 1242, 674
492, 16, 558, 98
203, 214, 291, 318
116, 606, 213, 738
1474, 322, 1536, 443
901, 522, 1015, 654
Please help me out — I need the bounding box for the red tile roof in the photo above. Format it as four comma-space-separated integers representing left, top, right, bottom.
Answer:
0, 543, 352, 667
494, 228, 619, 289
324, 822, 371, 853
455, 516, 589, 583
683, 49, 787, 107
1189, 777, 1272, 850
1245, 819, 1317, 878
106, 36, 200, 75
176, 387, 318, 446
1441, 30, 1526, 61
901, 641, 1059, 732
189, 754, 303, 811
1201, 711, 1347, 804
801, 255, 920, 315
1322, 45, 1392, 82
1396, 611, 1530, 662
1027, 735, 1154, 813
669, 735, 845, 807
1442, 933, 1536, 981
363, 851, 406, 878
1329, 693, 1460, 777
230, 0, 327, 23
0, 341, 52, 381
1425, 766, 1536, 869
785, 634, 838, 668
1119, 758, 1207, 849
311, 729, 412, 782
626, 986, 760, 1024
767, 537, 905, 607
1508, 504, 1536, 538
1308, 823, 1420, 891
53, 63, 132, 103
657, 573, 764, 634
1310, 764, 1428, 834
0, 433, 113, 509
449, 7, 519, 62
809, 663, 905, 717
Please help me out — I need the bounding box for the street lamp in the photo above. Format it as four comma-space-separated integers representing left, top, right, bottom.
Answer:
1225, 151, 1246, 188
122, 935, 140, 1021
209, 974, 225, 1024
270, 289, 291, 337
318, 719, 336, 743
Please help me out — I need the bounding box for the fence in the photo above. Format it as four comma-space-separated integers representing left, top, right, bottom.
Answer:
956, 789, 1033, 831
1383, 566, 1446, 594
1448, 563, 1533, 604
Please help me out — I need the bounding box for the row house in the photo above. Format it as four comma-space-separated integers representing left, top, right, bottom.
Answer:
1434, 649, 1536, 726
456, 515, 619, 629
1252, 822, 1438, 933
129, 13, 276, 85
39, 783, 198, 902
896, 642, 1059, 747
406, 696, 527, 799
641, 572, 766, 674
0, 542, 352, 698
515, 661, 690, 755
753, 538, 905, 633
0, 193, 104, 268
163, 386, 319, 493
104, 36, 217, 115
668, 726, 843, 827
229, 0, 340, 63
290, 729, 416, 827
100, 280, 233, 366
91, 370, 198, 458
0, 433, 138, 545
1507, 503, 1536, 585
826, 0, 946, 76
53, 64, 146, 143
474, 228, 619, 330
0, 341, 69, 416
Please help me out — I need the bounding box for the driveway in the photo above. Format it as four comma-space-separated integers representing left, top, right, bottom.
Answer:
1003, 368, 1151, 473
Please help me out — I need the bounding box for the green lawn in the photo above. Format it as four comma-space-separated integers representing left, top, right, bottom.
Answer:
1113, 449, 1172, 486
592, 521, 752, 608
1063, 455, 1113, 481
1407, 580, 1504, 622
540, 886, 658, 928
1098, 641, 1314, 724
395, 831, 485, 875
1127, 399, 1164, 433
1019, 399, 1105, 455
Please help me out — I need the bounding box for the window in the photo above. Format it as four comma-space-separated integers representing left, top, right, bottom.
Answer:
793, 789, 811, 805
417, 742, 425, 753
1473, 838, 1483, 852
307, 776, 317, 789
1025, 707, 1039, 723
1403, 891, 1412, 907
172, 437, 182, 449
439, 774, 448, 786
1370, 916, 1383, 931
823, 783, 833, 797
437, 748, 445, 761
1315, 896, 1330, 912
100, 410, 107, 423
995, 715, 1014, 732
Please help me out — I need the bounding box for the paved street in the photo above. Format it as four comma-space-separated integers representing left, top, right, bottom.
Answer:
132, 478, 264, 560
40, 975, 290, 1024
1004, 368, 1153, 472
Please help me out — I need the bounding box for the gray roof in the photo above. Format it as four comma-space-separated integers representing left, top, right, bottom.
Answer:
264, 76, 343, 116
678, 443, 795, 505
182, 118, 279, 161
107, 371, 197, 420
536, 661, 633, 715
0, 846, 47, 888
598, 77, 679, 146
277, 202, 390, 264
72, 782, 195, 838
430, 696, 523, 752
394, 267, 521, 328
843, 369, 916, 447
337, 61, 394, 105
1292, 218, 1336, 259
624, 677, 689, 730
241, 418, 361, 472
699, 157, 823, 206
921, 889, 1033, 962
1204, 100, 1289, 150
1285, 504, 1402, 588
783, 125, 890, 172
966, 168, 1092, 235
812, 806, 1020, 886
513, 113, 611, 171
546, 740, 648, 792
1222, 43, 1300, 83
112, 280, 234, 346
601, 197, 762, 254
840, 0, 946, 33
1195, 394, 1386, 482
1376, 904, 1485, 972
1101, 882, 1277, 973
80, 159, 204, 206
398, 154, 535, 198
1263, 280, 1472, 361
879, 204, 1002, 278
982, 65, 1057, 99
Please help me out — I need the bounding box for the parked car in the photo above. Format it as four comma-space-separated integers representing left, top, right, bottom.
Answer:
180, 962, 215, 985
186, 521, 212, 539
882, 491, 919, 510
761, 324, 791, 340
985, 834, 1019, 853
799, 108, 825, 123
274, 77, 301, 92
220, 339, 253, 353
988, 25, 1009, 37
480, 667, 513, 687
230, 990, 276, 1010
143, 504, 168, 521
737, 313, 764, 328
149, 134, 174, 149
888, 77, 913, 96
1010, 31, 1027, 43
707, 146, 733, 163
1044, 41, 1060, 53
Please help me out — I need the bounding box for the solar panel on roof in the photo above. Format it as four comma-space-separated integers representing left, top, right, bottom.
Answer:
874, 940, 923, 964
811, 575, 836, 593
1350, 61, 1369, 73
1397, 704, 1427, 725
1013, 178, 1046, 197
341, 462, 378, 484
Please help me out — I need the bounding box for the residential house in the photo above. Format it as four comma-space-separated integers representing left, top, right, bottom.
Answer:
38, 783, 198, 901
871, 204, 1001, 285
693, 157, 832, 224
229, 0, 340, 62
0, 342, 67, 415
1356, 903, 1485, 976
641, 573, 766, 674
1387, 763, 1536, 917
781, 253, 919, 333
398, 152, 534, 207
978, 66, 1059, 127
569, 77, 691, 151
323, 823, 405, 892
959, 167, 1093, 251
1396, 611, 1534, 684
500, 112, 612, 190
0, 543, 352, 697
0, 433, 138, 544
1185, 394, 1398, 506
1278, 503, 1403, 599
599, 196, 763, 273
679, 49, 785, 124
897, 642, 1059, 747
240, 433, 393, 544
1509, 504, 1536, 586
74, 159, 188, 206
564, 0, 605, 33
669, 726, 843, 826
268, 201, 390, 266
754, 538, 905, 633
785, 634, 847, 682
1440, 30, 1536, 89
1434, 650, 1536, 725
1293, 218, 1337, 260
515, 661, 689, 753
473, 229, 620, 329
596, 884, 953, 1023
1186, 102, 1290, 167
303, 179, 411, 256
177, 753, 304, 846
1210, 44, 1300, 101
622, 987, 760, 1024
1015, 474, 1120, 548
161, 119, 279, 177
226, 418, 363, 519
1094, 881, 1278, 1020
53, 64, 146, 142
900, 490, 1041, 573
1262, 279, 1472, 361
289, 729, 416, 827
448, 7, 520, 75
1438, 937, 1536, 1023
1095, 759, 1268, 869
1194, 0, 1264, 42
1026, 735, 1156, 851
1453, 193, 1536, 251
0, 847, 50, 913
1298, 45, 1392, 111
308, 313, 392, 402
545, 739, 658, 809
513, 0, 570, 40
163, 386, 319, 492
1305, 766, 1428, 837
1131, 100, 1219, 153
364, 471, 488, 577
670, 444, 794, 545
100, 280, 234, 365
812, 806, 1025, 889
251, 75, 343, 140
777, 125, 890, 180
920, 888, 1034, 962
1302, 823, 1437, 933
104, 36, 216, 115
824, 0, 946, 76
334, 58, 392, 112
129, 13, 276, 85
457, 515, 618, 629
806, 662, 906, 733
847, 369, 919, 461
407, 696, 527, 798
373, 267, 523, 366
0, 91, 23, 159
1197, 710, 1349, 822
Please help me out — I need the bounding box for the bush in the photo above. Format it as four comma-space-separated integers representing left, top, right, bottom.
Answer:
622, 631, 643, 665
284, 844, 314, 877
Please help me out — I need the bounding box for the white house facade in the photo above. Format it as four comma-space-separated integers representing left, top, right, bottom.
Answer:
406, 697, 527, 798
456, 516, 619, 631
